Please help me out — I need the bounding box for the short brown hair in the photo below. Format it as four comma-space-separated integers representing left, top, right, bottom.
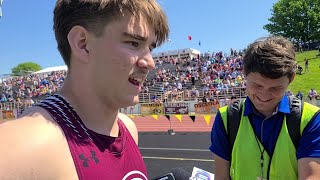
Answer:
243, 36, 296, 79
53, 0, 169, 68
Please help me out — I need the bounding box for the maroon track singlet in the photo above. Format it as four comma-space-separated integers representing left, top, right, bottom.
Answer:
36, 94, 148, 180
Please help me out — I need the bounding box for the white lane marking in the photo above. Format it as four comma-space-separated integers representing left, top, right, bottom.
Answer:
139, 147, 210, 152
143, 156, 214, 162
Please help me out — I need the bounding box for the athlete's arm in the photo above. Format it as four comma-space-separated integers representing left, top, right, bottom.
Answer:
0, 117, 46, 179
0, 107, 77, 179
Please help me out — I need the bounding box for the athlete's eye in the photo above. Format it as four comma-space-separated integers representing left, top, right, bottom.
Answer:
127, 41, 139, 47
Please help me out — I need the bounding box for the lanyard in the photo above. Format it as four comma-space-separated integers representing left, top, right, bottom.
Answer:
254, 135, 266, 179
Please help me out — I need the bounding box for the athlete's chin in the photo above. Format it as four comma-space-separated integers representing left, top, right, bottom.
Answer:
122, 96, 139, 107
132, 96, 139, 104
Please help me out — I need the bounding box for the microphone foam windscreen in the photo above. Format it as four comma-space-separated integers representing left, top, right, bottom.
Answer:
170, 167, 191, 180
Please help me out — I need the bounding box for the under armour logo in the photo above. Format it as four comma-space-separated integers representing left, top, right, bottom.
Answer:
79, 151, 99, 167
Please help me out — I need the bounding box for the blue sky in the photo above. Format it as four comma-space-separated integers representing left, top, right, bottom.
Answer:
0, 0, 277, 75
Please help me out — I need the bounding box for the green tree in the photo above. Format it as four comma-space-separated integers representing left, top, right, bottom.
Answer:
264, 0, 320, 45
11, 62, 42, 76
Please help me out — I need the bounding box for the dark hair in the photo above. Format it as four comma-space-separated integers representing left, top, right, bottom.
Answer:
243, 36, 296, 79
53, 0, 169, 68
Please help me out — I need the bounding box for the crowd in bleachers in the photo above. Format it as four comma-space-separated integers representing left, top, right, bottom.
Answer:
1, 48, 318, 105
197, 50, 246, 94
141, 49, 247, 103
0, 49, 253, 104
142, 55, 196, 93
0, 71, 66, 104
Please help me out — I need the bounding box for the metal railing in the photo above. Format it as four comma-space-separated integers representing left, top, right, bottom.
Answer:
139, 87, 247, 103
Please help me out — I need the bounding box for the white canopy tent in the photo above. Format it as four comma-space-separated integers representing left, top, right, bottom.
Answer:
32, 65, 68, 74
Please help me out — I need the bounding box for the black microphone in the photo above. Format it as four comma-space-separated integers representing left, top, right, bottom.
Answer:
151, 167, 191, 180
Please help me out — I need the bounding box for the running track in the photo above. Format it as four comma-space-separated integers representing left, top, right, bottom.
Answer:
1, 115, 216, 132
132, 115, 215, 132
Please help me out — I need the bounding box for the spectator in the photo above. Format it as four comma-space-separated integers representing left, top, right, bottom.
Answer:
151, 94, 157, 103
0, 94, 7, 103
210, 36, 320, 179
129, 105, 135, 114
308, 88, 317, 100
305, 58, 309, 73
25, 97, 35, 106
202, 94, 208, 103
296, 91, 304, 100
285, 90, 293, 97
297, 65, 303, 75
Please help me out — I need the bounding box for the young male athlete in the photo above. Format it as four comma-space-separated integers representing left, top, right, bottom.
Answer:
0, 0, 169, 179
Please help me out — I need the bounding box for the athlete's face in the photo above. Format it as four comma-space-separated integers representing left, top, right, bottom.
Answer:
86, 15, 156, 108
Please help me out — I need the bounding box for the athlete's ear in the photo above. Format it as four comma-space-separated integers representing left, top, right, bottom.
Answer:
289, 73, 296, 83
67, 25, 90, 64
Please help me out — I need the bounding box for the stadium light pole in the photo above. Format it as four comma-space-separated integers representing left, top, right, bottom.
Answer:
0, 0, 3, 18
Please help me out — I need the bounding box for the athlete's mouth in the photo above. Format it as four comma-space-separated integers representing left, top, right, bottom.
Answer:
128, 78, 143, 86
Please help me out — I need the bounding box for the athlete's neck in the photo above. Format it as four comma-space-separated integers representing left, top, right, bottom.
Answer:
58, 77, 119, 137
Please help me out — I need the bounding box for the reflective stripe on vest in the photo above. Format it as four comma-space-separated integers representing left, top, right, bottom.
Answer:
219, 102, 319, 180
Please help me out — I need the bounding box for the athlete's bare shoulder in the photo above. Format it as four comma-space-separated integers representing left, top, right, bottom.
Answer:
0, 106, 76, 179
118, 112, 138, 144
0, 106, 62, 141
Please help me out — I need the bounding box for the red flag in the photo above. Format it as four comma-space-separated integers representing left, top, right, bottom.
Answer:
188, 35, 192, 40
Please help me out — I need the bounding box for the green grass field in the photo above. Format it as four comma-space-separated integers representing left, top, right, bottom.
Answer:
289, 50, 320, 96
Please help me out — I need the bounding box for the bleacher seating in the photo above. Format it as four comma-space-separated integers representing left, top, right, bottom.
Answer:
1, 50, 249, 104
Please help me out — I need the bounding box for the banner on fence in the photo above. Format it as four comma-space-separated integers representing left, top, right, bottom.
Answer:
140, 103, 163, 115
194, 101, 220, 114
1, 110, 16, 119
164, 103, 189, 114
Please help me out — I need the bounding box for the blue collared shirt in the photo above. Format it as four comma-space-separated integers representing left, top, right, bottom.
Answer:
209, 95, 320, 161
